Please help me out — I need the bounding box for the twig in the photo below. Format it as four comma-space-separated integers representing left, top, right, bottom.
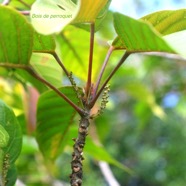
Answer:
98, 161, 120, 186
93, 46, 114, 97
16, 179, 26, 186
53, 180, 68, 186
86, 23, 95, 97
19, 10, 30, 15
90, 52, 130, 107
52, 53, 84, 107
52, 52, 69, 77
26, 66, 84, 116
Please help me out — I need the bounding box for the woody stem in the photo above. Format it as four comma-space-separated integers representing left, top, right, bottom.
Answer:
70, 112, 90, 186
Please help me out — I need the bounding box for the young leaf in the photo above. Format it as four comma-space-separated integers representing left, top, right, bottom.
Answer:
141, 9, 186, 36
0, 6, 33, 66
164, 30, 186, 58
30, 0, 109, 35
112, 13, 174, 53
73, 0, 109, 23
36, 86, 81, 160
55, 26, 107, 81
30, 0, 80, 35
73, 0, 111, 32
55, 30, 87, 81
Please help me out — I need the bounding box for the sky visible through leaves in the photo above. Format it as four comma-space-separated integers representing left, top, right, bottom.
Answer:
110, 0, 186, 18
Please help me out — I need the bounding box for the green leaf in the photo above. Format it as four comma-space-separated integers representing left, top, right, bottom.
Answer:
0, 100, 22, 163
30, 0, 109, 35
55, 26, 107, 81
112, 13, 174, 53
164, 30, 186, 58
73, 0, 109, 23
0, 125, 9, 148
0, 6, 33, 66
73, 0, 111, 32
30, 0, 80, 35
55, 29, 87, 81
33, 32, 56, 53
30, 53, 62, 87
6, 164, 17, 186
15, 69, 47, 93
36, 86, 80, 160
9, 0, 35, 9
141, 9, 186, 36
0, 100, 22, 185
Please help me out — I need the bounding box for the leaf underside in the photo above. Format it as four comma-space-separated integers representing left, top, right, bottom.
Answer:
112, 13, 174, 53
